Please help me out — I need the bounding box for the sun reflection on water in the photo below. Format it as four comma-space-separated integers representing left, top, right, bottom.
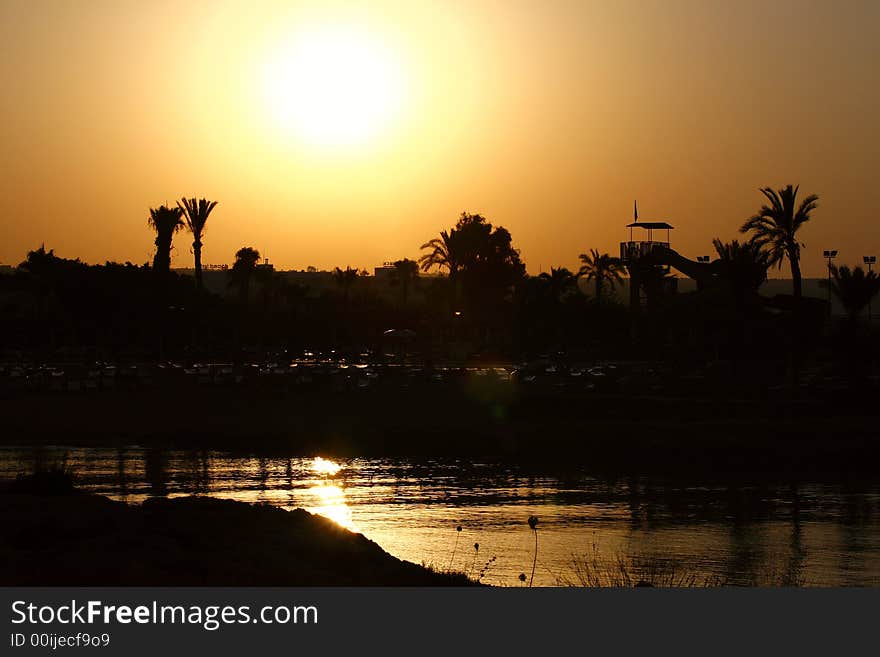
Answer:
304, 457, 356, 531
3, 448, 878, 586
311, 456, 342, 476
306, 482, 357, 532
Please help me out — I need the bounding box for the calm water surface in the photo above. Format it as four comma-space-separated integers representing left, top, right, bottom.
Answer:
3, 446, 879, 586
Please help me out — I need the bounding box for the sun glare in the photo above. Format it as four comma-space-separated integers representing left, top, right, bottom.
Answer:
311, 456, 342, 476
307, 483, 356, 531
262, 24, 402, 148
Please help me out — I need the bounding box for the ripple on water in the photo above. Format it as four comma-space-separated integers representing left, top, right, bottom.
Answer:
2, 446, 879, 586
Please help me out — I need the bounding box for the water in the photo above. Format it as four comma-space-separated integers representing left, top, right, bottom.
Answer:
3, 446, 879, 586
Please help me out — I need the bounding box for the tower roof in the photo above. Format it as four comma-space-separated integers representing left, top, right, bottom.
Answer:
626, 221, 674, 229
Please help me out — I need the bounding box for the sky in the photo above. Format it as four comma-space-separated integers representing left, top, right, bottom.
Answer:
1, 0, 877, 276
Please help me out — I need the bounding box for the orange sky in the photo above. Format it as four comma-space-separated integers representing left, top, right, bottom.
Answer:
1, 0, 877, 276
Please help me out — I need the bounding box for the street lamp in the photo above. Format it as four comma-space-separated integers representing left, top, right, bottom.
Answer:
864, 256, 876, 323
823, 250, 838, 317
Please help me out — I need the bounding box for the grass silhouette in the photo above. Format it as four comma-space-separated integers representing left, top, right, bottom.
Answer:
527, 515, 539, 587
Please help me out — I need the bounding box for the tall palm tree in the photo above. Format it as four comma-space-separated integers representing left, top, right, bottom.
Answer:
148, 205, 184, 276
829, 265, 880, 322
418, 230, 460, 278
390, 258, 419, 306
578, 249, 625, 302
419, 228, 462, 314
228, 247, 261, 303
177, 197, 218, 291
740, 185, 818, 300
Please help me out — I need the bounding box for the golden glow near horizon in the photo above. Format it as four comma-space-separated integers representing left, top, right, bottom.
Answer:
0, 1, 878, 276
262, 24, 404, 148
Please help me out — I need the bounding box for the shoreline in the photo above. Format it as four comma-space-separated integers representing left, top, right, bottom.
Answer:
2, 385, 879, 477
0, 483, 474, 586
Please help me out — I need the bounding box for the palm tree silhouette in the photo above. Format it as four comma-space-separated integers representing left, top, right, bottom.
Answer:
829, 265, 880, 323
19, 245, 61, 350
418, 230, 460, 279
228, 247, 261, 303
829, 264, 880, 383
712, 238, 770, 298
333, 266, 360, 309
578, 249, 625, 302
390, 258, 419, 307
538, 267, 579, 304
740, 185, 818, 300
419, 227, 463, 316
177, 197, 218, 291
148, 205, 184, 276
419, 213, 525, 322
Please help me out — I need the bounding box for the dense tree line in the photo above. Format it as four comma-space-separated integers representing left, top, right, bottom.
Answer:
1, 187, 878, 381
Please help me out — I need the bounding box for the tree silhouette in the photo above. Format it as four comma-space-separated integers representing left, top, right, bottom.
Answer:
418, 230, 460, 279
740, 185, 818, 300
18, 245, 66, 350
177, 197, 218, 291
419, 229, 460, 313
148, 205, 184, 276
538, 267, 579, 305
527, 267, 581, 350
578, 249, 625, 302
637, 262, 677, 312
419, 213, 525, 316
712, 238, 770, 298
228, 247, 261, 304
333, 266, 360, 309
829, 265, 880, 323
706, 239, 773, 372
390, 258, 419, 307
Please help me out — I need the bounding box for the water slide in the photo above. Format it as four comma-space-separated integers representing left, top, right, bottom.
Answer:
637, 245, 827, 319
639, 245, 721, 285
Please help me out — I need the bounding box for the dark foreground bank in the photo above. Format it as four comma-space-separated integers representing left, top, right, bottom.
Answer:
0, 476, 472, 586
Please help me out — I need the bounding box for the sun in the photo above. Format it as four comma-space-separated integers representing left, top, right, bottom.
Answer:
262, 25, 402, 148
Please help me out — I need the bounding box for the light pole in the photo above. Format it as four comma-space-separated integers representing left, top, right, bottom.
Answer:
864, 255, 876, 324
823, 250, 837, 317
